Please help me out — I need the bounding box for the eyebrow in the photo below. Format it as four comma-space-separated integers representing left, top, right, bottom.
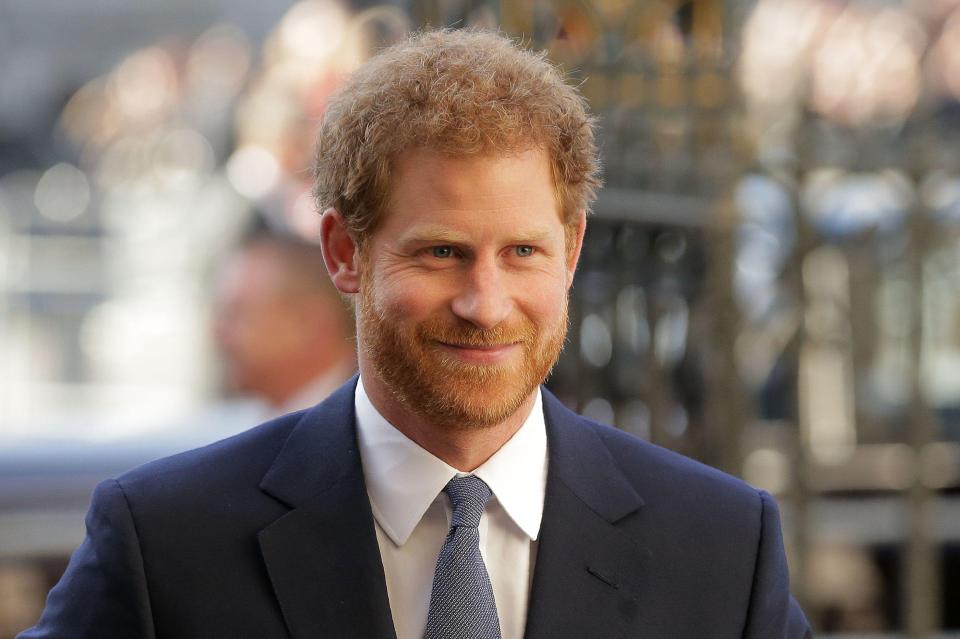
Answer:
401, 227, 468, 244
399, 225, 555, 245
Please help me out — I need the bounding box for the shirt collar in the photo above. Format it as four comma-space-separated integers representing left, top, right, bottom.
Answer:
354, 376, 547, 546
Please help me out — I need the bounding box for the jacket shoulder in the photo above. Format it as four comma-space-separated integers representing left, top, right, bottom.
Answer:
113, 410, 305, 503
591, 418, 760, 507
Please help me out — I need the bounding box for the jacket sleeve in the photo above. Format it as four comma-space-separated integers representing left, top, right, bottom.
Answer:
17, 479, 156, 639
742, 491, 812, 639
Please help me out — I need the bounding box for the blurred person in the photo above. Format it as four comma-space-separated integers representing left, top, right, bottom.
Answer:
807, 543, 886, 632
214, 229, 356, 418
20, 29, 810, 639
0, 564, 44, 639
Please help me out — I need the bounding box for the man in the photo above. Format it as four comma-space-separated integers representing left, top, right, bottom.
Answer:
213, 229, 356, 418
20, 29, 811, 638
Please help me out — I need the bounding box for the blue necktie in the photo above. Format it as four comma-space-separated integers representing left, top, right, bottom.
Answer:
423, 475, 502, 639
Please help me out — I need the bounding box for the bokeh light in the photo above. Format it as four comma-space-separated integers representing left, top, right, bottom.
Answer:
33, 164, 91, 223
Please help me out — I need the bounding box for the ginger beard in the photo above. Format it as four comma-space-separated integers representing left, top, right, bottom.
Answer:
357, 280, 568, 430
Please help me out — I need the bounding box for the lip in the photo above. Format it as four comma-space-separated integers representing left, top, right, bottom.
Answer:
436, 341, 520, 365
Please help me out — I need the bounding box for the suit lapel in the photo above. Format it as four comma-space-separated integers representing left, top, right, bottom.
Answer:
524, 390, 648, 639
258, 379, 397, 639
254, 381, 647, 639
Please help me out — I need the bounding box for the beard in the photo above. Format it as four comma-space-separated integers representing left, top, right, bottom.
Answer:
358, 285, 568, 430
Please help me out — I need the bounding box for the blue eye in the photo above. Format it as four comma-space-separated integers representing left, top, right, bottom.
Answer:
515, 245, 534, 257
431, 246, 454, 258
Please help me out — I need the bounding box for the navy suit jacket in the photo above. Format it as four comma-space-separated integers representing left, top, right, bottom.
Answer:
21, 379, 811, 638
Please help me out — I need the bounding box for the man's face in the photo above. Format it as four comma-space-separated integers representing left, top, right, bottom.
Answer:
356, 147, 583, 429
213, 246, 306, 397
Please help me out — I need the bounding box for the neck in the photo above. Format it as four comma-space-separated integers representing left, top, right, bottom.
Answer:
360, 369, 536, 472
264, 348, 354, 409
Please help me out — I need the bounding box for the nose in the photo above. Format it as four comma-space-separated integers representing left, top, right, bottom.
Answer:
212, 310, 231, 350
450, 255, 513, 330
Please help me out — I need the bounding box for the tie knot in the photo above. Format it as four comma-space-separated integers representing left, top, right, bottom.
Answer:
443, 475, 492, 528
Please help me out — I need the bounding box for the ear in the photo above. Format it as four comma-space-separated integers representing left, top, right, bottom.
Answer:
319, 208, 361, 294
565, 210, 587, 287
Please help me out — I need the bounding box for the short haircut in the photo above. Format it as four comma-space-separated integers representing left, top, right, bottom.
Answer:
238, 230, 354, 332
313, 28, 601, 246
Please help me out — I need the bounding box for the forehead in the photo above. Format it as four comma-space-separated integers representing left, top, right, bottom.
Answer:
218, 243, 292, 300
381, 147, 561, 235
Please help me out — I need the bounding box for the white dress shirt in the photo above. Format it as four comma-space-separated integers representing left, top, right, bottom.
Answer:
354, 377, 548, 639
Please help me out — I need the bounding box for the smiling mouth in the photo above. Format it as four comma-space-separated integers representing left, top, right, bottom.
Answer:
440, 342, 517, 349
435, 341, 521, 363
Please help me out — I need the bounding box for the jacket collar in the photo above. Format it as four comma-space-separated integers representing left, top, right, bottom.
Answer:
257, 377, 646, 639
541, 390, 645, 523
524, 390, 648, 639
258, 377, 398, 639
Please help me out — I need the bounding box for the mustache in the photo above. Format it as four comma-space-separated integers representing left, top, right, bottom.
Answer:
416, 318, 536, 347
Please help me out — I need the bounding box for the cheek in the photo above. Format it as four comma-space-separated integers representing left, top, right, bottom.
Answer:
241, 305, 297, 348
370, 276, 450, 320
238, 307, 276, 340
518, 281, 568, 325
218, 311, 253, 351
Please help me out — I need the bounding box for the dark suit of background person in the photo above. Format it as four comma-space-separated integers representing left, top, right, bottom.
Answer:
19, 379, 810, 639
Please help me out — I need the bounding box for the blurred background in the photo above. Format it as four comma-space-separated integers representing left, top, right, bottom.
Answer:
2, 0, 960, 636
